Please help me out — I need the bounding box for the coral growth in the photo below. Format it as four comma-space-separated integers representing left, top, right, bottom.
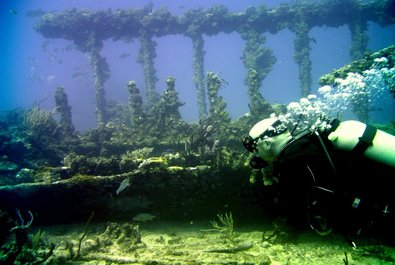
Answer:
138, 34, 159, 108
127, 81, 144, 128
35, 1, 394, 121
0, 210, 54, 264
191, 35, 208, 118
54, 86, 75, 136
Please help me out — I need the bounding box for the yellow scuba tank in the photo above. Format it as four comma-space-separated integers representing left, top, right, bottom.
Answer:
327, 120, 395, 168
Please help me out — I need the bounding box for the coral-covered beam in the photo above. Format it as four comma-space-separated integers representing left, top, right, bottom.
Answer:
35, 0, 394, 44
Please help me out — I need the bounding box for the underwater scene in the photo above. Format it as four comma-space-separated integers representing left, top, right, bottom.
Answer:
1, 0, 395, 264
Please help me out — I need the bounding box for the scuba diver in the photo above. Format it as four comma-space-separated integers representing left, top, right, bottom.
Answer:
243, 117, 395, 244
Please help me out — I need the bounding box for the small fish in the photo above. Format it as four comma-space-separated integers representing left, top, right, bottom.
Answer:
46, 75, 56, 82
116, 178, 130, 195
9, 9, 18, 15
369, 106, 383, 112
132, 213, 156, 222
72, 72, 85, 79
119, 53, 130, 59
25, 9, 46, 18
310, 37, 317, 44
120, 36, 134, 44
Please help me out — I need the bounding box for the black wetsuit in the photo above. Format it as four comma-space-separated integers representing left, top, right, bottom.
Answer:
272, 127, 395, 241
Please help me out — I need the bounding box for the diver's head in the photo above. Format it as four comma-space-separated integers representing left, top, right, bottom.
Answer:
243, 117, 291, 165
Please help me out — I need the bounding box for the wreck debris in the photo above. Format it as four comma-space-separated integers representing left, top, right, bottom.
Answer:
35, 1, 395, 120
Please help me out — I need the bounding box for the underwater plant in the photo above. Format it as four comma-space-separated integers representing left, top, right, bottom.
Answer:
0, 210, 12, 245
75, 212, 94, 260
209, 212, 235, 241
23, 107, 58, 140
64, 153, 122, 176
21, 106, 69, 166
119, 147, 154, 172
0, 210, 54, 264
98, 222, 145, 252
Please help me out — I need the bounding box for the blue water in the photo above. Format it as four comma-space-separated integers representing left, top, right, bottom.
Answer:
0, 0, 394, 130
0, 2, 395, 263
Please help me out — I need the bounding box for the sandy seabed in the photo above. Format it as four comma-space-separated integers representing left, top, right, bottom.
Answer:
31, 220, 395, 265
